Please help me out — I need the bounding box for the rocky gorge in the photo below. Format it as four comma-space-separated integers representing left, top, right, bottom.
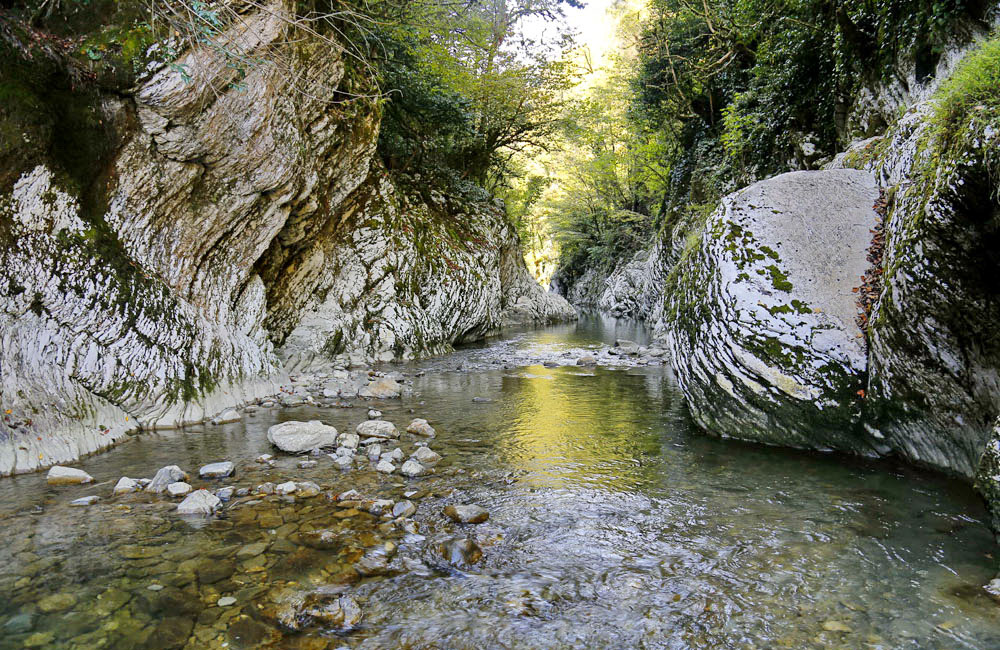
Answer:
0, 2, 574, 476
554, 9, 1000, 535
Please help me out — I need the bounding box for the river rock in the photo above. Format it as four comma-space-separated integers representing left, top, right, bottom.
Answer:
412, 446, 441, 465
38, 592, 77, 613
333, 455, 353, 470
368, 409, 382, 419
295, 481, 321, 497
577, 355, 597, 366
359, 377, 402, 399
444, 504, 489, 524
210, 408, 241, 425
392, 500, 416, 518
166, 482, 192, 497
2, 612, 34, 634
276, 481, 298, 495
406, 418, 436, 437
439, 537, 483, 567
666, 169, 878, 452
399, 459, 427, 477
337, 432, 360, 449
69, 495, 100, 506
176, 489, 221, 515
356, 419, 398, 439
267, 420, 338, 453
113, 477, 141, 495
146, 466, 189, 493
375, 460, 396, 474
46, 466, 93, 485
199, 461, 235, 478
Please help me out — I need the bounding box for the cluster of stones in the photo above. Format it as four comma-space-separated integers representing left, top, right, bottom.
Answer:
265, 414, 442, 479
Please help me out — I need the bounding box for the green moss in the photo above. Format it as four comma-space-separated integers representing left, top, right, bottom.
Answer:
765, 264, 793, 292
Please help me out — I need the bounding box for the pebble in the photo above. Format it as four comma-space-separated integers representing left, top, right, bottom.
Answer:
256, 454, 273, 463
376, 460, 396, 474
146, 465, 189, 493
147, 584, 164, 591
368, 409, 382, 419
297, 460, 318, 469
69, 495, 100, 507
217, 596, 237, 607
357, 419, 399, 440
412, 446, 441, 465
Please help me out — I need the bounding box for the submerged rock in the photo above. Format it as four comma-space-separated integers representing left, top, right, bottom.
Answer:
176, 489, 221, 515
444, 504, 489, 524
69, 495, 100, 507
667, 169, 877, 453
266, 420, 338, 453
438, 537, 483, 567
210, 408, 241, 425
46, 466, 93, 485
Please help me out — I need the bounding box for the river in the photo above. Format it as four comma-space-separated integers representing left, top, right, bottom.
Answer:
1, 314, 997, 649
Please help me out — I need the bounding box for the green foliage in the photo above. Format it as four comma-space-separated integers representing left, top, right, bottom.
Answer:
371, 0, 579, 193
931, 33, 1000, 138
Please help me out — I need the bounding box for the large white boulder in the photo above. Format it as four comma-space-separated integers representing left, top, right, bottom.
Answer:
267, 420, 338, 453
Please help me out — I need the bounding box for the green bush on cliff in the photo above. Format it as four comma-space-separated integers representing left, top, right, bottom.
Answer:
931, 33, 1000, 140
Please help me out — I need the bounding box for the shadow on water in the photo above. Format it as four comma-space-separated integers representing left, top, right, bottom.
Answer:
0, 315, 997, 649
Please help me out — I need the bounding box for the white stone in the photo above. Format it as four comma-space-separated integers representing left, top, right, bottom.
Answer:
267, 420, 338, 453
69, 495, 100, 506
356, 420, 398, 440
375, 460, 395, 474
275, 481, 298, 495
412, 446, 441, 466
406, 419, 436, 437
199, 461, 235, 478
167, 482, 192, 497
113, 477, 140, 495
146, 466, 189, 493
47, 466, 93, 485
176, 489, 221, 515
400, 459, 427, 477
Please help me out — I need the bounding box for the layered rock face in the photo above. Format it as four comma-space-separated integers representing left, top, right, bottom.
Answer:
665, 170, 879, 452
0, 3, 572, 474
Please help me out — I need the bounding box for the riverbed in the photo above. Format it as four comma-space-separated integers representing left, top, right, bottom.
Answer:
1, 314, 997, 649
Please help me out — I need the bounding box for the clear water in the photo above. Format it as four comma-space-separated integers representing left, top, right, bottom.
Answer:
1, 313, 997, 649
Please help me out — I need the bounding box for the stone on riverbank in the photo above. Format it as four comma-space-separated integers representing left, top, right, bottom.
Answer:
176, 489, 221, 515
46, 466, 93, 485
266, 421, 338, 453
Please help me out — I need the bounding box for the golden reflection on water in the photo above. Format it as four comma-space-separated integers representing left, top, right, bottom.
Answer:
491, 365, 662, 490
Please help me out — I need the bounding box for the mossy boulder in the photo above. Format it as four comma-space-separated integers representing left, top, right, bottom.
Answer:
666, 169, 880, 452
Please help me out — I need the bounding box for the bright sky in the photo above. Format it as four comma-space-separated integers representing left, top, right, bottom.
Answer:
563, 0, 619, 70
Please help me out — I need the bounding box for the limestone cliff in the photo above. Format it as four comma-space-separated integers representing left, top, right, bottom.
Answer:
0, 3, 573, 475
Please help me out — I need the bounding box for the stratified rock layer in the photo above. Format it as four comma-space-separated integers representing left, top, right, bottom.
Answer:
666, 169, 879, 452
0, 3, 573, 474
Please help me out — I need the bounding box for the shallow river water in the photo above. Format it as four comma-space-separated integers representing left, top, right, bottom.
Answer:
1, 314, 998, 649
